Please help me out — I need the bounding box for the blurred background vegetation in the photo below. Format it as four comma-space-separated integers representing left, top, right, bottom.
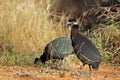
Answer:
0, 0, 119, 66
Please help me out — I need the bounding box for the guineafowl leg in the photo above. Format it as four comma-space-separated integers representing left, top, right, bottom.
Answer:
80, 63, 85, 72
78, 63, 85, 75
77, 63, 85, 76
57, 60, 62, 68
88, 64, 92, 77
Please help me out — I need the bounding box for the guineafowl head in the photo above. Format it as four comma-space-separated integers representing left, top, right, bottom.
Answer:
67, 19, 78, 26
34, 58, 39, 64
67, 19, 79, 30
39, 54, 46, 64
34, 51, 47, 64
34, 56, 46, 64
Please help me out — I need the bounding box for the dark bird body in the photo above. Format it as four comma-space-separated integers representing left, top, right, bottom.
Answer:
67, 19, 102, 70
34, 37, 74, 64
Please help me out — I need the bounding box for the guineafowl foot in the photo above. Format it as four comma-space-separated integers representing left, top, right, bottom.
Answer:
78, 71, 84, 77
73, 71, 83, 77
76, 71, 92, 77
86, 71, 92, 78
57, 60, 62, 67
50, 60, 62, 70
79, 64, 84, 75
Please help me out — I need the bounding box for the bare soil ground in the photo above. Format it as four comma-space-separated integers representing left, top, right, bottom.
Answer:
0, 62, 120, 80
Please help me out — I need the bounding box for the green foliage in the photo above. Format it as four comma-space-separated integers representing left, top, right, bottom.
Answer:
117, 0, 120, 2
71, 55, 79, 62
0, 50, 35, 66
102, 52, 114, 64
88, 24, 120, 64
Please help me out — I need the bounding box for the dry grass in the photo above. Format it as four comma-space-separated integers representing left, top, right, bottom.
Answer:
0, 0, 70, 65
0, 0, 69, 55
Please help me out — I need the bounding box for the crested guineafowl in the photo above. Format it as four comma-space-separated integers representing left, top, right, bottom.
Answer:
34, 37, 74, 66
67, 19, 102, 75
